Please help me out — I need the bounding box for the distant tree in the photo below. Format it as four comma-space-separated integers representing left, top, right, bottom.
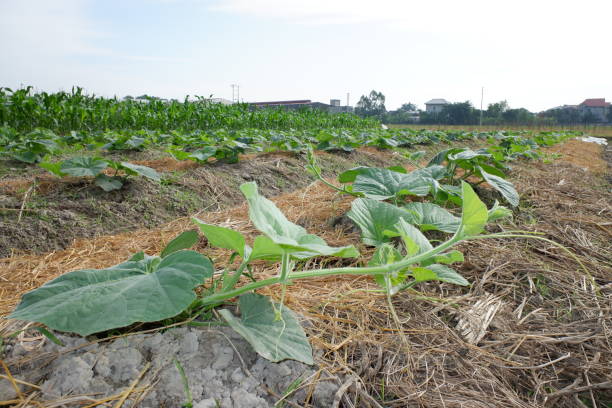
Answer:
383, 101, 419, 124
397, 102, 417, 113
355, 90, 386, 118
439, 101, 478, 125
582, 110, 598, 124
485, 100, 509, 123
543, 107, 583, 125
502, 108, 535, 125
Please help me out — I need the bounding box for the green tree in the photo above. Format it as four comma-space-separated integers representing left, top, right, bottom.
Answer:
439, 101, 478, 125
486, 100, 509, 123
582, 110, 598, 124
397, 102, 417, 113
355, 90, 387, 118
502, 108, 535, 125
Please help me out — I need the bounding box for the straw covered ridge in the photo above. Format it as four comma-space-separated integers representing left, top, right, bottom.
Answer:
1, 140, 611, 407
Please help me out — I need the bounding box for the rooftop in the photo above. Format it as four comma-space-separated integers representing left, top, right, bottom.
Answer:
579, 98, 610, 108
250, 100, 312, 106
425, 98, 450, 105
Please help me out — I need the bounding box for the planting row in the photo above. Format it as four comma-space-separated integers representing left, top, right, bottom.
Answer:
0, 125, 578, 166
7, 134, 570, 365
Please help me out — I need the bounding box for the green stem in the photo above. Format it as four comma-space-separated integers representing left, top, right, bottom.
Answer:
223, 261, 248, 292
198, 235, 461, 306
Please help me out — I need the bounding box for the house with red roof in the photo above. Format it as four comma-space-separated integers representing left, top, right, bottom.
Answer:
578, 98, 611, 122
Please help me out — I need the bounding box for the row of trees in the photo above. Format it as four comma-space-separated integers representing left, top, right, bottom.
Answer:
355, 90, 612, 125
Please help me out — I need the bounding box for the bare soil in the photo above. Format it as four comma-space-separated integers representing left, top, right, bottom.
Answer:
0, 149, 409, 258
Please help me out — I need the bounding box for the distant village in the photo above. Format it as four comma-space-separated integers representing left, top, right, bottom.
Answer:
124, 94, 612, 125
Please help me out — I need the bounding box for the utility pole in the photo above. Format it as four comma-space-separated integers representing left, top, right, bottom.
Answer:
231, 84, 240, 103
479, 86, 484, 126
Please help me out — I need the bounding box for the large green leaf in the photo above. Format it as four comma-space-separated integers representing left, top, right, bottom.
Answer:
95, 174, 123, 191
249, 235, 284, 261
338, 166, 370, 183
240, 182, 358, 258
447, 149, 491, 162
61, 157, 108, 177
458, 182, 488, 237
479, 166, 519, 207
412, 264, 469, 286
487, 201, 513, 222
403, 202, 460, 233
347, 198, 416, 247
193, 218, 247, 258
161, 230, 199, 258
9, 251, 213, 336
427, 148, 464, 166
368, 244, 408, 294
120, 162, 161, 182
40, 161, 66, 177
393, 218, 433, 255
219, 293, 313, 364
352, 168, 432, 200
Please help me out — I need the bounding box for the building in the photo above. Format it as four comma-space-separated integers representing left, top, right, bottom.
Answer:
208, 98, 234, 105
578, 98, 611, 122
425, 99, 450, 113
249, 99, 353, 113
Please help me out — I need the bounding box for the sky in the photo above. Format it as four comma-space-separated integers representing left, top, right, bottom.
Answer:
1, 0, 610, 112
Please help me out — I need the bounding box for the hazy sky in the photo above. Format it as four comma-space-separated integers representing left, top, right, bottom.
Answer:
1, 0, 610, 112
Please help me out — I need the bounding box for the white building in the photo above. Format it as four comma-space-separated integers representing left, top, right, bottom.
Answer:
425, 98, 450, 113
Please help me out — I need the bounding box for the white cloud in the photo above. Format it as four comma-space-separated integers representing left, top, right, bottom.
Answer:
0, 0, 111, 58
210, 0, 610, 37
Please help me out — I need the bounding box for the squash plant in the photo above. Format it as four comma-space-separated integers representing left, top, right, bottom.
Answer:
9, 180, 521, 365
39, 156, 160, 191
426, 147, 519, 206
308, 145, 520, 207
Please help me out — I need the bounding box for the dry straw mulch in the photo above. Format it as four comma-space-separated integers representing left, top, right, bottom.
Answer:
1, 140, 611, 407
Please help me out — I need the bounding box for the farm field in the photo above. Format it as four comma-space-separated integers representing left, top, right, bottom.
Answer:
0, 89, 610, 408
390, 124, 612, 139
